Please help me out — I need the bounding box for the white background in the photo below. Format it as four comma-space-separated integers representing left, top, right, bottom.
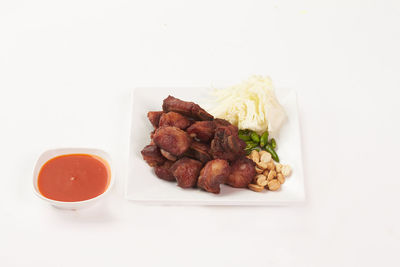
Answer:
1, 1, 399, 266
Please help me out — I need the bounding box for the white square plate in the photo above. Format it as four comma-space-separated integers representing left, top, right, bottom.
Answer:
126, 87, 305, 205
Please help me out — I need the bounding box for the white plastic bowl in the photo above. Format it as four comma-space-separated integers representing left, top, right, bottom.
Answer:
33, 148, 114, 210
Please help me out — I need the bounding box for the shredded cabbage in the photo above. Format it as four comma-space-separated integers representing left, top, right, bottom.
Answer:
208, 75, 287, 137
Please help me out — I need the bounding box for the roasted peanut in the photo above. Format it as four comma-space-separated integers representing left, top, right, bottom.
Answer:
255, 166, 264, 174
255, 174, 268, 187
255, 174, 266, 179
266, 160, 275, 171
248, 183, 264, 192
256, 161, 268, 170
267, 170, 276, 181
277, 173, 285, 184
267, 179, 281, 191
281, 165, 292, 177
275, 163, 282, 173
249, 150, 260, 163
259, 150, 267, 157
260, 151, 272, 163
253, 159, 291, 192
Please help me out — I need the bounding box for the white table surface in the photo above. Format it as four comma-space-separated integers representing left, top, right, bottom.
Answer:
1, 1, 399, 266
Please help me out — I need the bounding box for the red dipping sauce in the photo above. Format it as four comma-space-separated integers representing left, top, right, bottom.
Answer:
37, 154, 111, 202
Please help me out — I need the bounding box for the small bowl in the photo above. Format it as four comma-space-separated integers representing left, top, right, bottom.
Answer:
33, 148, 114, 210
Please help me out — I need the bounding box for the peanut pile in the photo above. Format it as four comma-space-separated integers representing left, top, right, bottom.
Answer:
246, 150, 292, 192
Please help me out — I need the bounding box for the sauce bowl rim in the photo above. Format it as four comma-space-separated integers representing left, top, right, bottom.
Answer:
32, 147, 115, 206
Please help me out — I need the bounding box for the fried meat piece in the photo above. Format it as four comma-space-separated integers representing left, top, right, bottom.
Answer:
238, 138, 247, 151
226, 157, 256, 188
184, 141, 212, 163
154, 161, 175, 181
141, 145, 166, 167
147, 111, 164, 128
160, 149, 178, 161
197, 159, 230, 194
162, 95, 213, 121
214, 118, 238, 134
210, 126, 246, 161
159, 111, 192, 130
150, 131, 155, 141
153, 126, 192, 156
171, 157, 203, 188
186, 121, 216, 142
